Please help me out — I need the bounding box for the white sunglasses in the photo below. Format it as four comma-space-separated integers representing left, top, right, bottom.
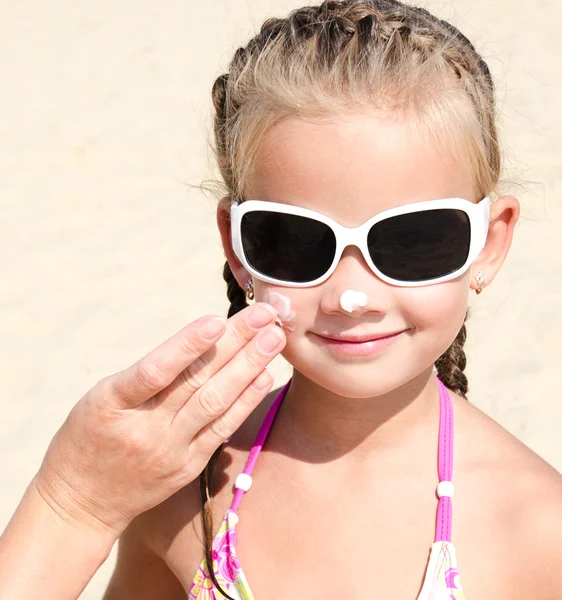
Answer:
231, 196, 490, 288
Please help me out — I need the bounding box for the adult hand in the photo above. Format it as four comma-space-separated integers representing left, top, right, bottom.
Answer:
33, 303, 285, 538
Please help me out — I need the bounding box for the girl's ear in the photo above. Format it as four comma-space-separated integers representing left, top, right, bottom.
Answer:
216, 204, 251, 288
470, 195, 520, 291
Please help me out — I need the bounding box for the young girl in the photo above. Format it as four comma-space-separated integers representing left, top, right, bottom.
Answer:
1, 1, 561, 599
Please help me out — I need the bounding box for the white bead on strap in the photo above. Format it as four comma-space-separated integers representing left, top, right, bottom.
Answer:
437, 480, 455, 498
234, 473, 253, 492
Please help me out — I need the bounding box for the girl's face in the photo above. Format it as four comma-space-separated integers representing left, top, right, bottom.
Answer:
225, 112, 481, 398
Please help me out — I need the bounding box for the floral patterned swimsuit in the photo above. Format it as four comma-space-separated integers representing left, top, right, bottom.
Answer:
189, 376, 465, 600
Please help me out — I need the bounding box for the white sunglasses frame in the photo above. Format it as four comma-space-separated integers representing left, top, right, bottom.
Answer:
230, 196, 491, 288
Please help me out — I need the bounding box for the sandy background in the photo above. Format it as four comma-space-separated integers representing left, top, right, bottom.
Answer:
1, 0, 560, 597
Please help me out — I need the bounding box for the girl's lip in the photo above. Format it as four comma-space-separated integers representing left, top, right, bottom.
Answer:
312, 330, 406, 356
316, 330, 407, 343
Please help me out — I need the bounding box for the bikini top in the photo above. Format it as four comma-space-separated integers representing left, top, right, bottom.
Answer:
189, 376, 465, 600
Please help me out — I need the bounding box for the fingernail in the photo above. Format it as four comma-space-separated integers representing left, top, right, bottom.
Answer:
200, 316, 226, 340
256, 327, 283, 354
247, 304, 276, 329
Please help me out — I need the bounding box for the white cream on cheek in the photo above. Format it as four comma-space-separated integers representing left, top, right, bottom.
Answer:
262, 290, 297, 332
339, 289, 368, 313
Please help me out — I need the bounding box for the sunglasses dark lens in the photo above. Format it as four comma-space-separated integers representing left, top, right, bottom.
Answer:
367, 209, 471, 282
241, 211, 336, 283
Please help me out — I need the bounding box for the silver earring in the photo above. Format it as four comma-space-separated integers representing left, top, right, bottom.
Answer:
475, 272, 486, 295
244, 278, 254, 300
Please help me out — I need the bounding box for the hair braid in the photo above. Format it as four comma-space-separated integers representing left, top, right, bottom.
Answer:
198, 443, 236, 600
223, 261, 249, 318
211, 73, 235, 193
435, 308, 470, 400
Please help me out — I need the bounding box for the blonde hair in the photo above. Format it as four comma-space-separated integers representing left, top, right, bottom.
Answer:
200, 2, 502, 596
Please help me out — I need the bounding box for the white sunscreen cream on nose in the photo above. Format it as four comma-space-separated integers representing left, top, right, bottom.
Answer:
262, 290, 297, 332
339, 289, 368, 313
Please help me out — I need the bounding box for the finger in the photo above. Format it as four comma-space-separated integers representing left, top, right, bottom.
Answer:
185, 369, 274, 468
104, 315, 227, 409
176, 323, 285, 440
149, 302, 279, 415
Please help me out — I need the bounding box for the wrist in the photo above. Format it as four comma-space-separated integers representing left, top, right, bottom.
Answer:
29, 474, 123, 546
0, 478, 119, 600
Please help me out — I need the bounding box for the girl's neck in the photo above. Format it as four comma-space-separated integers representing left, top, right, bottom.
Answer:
271, 366, 440, 465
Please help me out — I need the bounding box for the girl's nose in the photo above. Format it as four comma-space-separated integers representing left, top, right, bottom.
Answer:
319, 246, 393, 316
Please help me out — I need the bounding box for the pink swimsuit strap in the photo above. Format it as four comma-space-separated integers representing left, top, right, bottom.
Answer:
230, 375, 455, 544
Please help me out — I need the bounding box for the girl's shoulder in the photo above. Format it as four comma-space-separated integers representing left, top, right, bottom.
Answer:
452, 390, 562, 492
452, 392, 562, 598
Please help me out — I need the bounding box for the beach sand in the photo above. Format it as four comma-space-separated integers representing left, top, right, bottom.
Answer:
1, 1, 560, 597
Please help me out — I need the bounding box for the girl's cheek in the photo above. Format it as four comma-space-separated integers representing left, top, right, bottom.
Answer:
261, 289, 297, 332
405, 285, 467, 331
